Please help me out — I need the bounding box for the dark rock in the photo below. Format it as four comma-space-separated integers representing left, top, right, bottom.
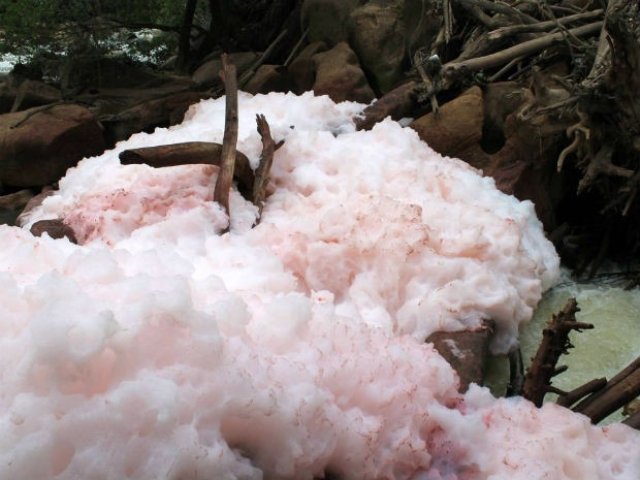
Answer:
0, 189, 33, 226
288, 41, 328, 94
30, 219, 77, 243
0, 80, 62, 114
349, 1, 406, 93
192, 52, 258, 86
0, 105, 105, 188
301, 0, 359, 46
428, 321, 494, 392
312, 42, 375, 104
244, 65, 292, 95
100, 91, 207, 146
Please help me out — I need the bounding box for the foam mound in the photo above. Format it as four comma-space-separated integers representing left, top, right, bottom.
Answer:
2, 92, 637, 479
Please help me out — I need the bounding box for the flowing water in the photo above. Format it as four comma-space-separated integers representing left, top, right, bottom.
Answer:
486, 272, 640, 423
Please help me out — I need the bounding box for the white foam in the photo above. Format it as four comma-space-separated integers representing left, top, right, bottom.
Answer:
3, 92, 638, 479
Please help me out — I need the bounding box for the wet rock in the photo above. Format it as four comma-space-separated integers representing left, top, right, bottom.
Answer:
16, 187, 55, 227
428, 321, 494, 392
0, 104, 105, 188
410, 86, 484, 159
244, 65, 292, 95
288, 41, 328, 94
349, 1, 406, 93
312, 42, 375, 104
301, 0, 359, 46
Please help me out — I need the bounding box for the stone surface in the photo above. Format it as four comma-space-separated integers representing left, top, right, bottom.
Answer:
192, 52, 258, 86
30, 219, 77, 243
0, 80, 61, 114
410, 86, 484, 158
428, 321, 494, 392
288, 41, 328, 94
0, 105, 105, 188
301, 0, 359, 46
312, 42, 375, 104
349, 1, 406, 93
244, 65, 292, 95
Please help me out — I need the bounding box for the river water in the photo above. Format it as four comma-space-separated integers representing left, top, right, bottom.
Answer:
486, 273, 640, 423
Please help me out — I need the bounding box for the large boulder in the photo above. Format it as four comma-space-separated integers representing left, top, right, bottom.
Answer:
288, 41, 328, 94
312, 42, 375, 104
301, 0, 360, 46
0, 104, 105, 188
349, 1, 407, 93
410, 86, 485, 160
0, 80, 61, 114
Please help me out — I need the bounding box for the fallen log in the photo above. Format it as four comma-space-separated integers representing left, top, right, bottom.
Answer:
119, 142, 254, 201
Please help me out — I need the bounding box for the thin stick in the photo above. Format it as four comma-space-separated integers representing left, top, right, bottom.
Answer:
556, 377, 607, 408
487, 9, 604, 41
252, 114, 280, 220
445, 21, 603, 75
214, 54, 238, 228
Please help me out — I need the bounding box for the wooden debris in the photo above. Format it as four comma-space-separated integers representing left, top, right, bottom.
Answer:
252, 114, 283, 220
556, 377, 607, 409
572, 357, 640, 424
354, 81, 418, 131
118, 142, 255, 201
522, 298, 593, 407
213, 54, 239, 228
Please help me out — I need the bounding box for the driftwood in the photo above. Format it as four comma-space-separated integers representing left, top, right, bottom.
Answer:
213, 54, 239, 226
252, 114, 283, 219
522, 298, 593, 407
119, 142, 254, 200
354, 81, 418, 131
572, 357, 640, 424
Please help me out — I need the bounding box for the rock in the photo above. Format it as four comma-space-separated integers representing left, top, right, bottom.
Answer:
428, 321, 494, 392
100, 91, 207, 146
301, 0, 359, 46
30, 219, 77, 243
349, 1, 407, 93
0, 80, 62, 114
288, 41, 328, 94
192, 52, 258, 86
0, 105, 105, 188
16, 187, 54, 227
0, 189, 33, 226
312, 42, 375, 104
482, 82, 529, 153
244, 65, 292, 95
410, 86, 484, 158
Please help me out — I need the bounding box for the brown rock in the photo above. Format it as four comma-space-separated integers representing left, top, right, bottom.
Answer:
349, 1, 406, 93
288, 41, 328, 94
244, 65, 292, 95
0, 104, 105, 188
410, 86, 484, 158
312, 42, 375, 104
427, 321, 494, 392
0, 80, 62, 114
30, 219, 77, 243
301, 0, 359, 46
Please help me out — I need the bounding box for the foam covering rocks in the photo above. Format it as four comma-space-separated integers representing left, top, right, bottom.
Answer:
4, 92, 639, 479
